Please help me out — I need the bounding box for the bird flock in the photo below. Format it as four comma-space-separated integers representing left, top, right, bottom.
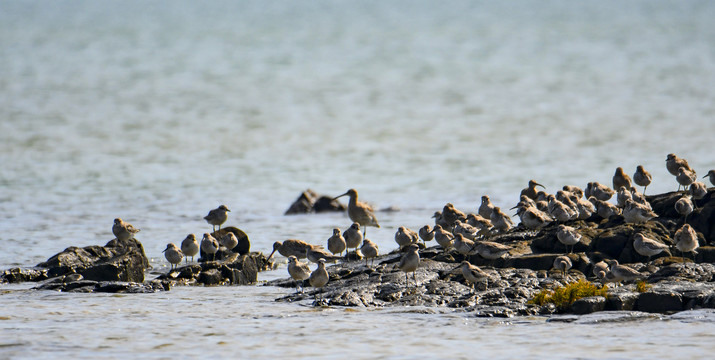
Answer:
148, 154, 713, 298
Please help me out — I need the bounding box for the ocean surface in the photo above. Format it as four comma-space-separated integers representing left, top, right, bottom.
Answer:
1, 0, 715, 358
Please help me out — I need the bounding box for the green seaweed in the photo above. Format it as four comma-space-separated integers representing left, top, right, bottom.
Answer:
528, 280, 608, 309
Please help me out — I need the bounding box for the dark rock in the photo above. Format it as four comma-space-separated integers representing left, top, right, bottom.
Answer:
605, 292, 640, 311
1, 267, 48, 283
31, 238, 149, 283
198, 269, 222, 285
637, 291, 683, 313
571, 296, 606, 314
284, 189, 346, 215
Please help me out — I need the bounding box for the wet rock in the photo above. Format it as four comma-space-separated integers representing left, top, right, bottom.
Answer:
605, 292, 640, 311
198, 269, 222, 285
571, 296, 606, 314
284, 189, 346, 215
636, 291, 683, 313
34, 278, 167, 293
156, 252, 269, 286
33, 238, 149, 283
1, 267, 48, 283
209, 227, 251, 256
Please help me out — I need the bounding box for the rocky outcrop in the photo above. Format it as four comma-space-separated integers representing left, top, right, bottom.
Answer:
284, 189, 346, 215
156, 252, 272, 286
33, 273, 169, 293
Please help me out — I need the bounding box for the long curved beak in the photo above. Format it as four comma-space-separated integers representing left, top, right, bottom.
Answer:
332, 192, 348, 201
704, 174, 709, 178
536, 182, 545, 188
509, 204, 518, 210
267, 249, 277, 260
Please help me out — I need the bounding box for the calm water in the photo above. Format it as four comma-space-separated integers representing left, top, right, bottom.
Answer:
1, 0, 715, 358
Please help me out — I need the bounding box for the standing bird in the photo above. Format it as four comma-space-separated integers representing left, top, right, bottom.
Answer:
622, 199, 657, 224
342, 222, 364, 258
473, 240, 511, 260
633, 165, 652, 194
306, 246, 342, 264
556, 225, 581, 254
704, 170, 715, 187
395, 226, 419, 250
163, 243, 183, 271
591, 182, 616, 201
333, 189, 380, 237
442, 203, 467, 227
432, 211, 451, 231
612, 167, 633, 191
431, 224, 454, 250
605, 259, 645, 285
204, 205, 230, 232
112, 218, 140, 242
674, 224, 699, 260
689, 181, 708, 201
674, 194, 694, 220
327, 228, 347, 257
287, 256, 311, 293
633, 233, 669, 262
418, 225, 434, 245
666, 153, 693, 176
453, 234, 478, 256
360, 239, 379, 267
592, 260, 609, 279
267, 239, 313, 260
520, 179, 545, 200
490, 206, 514, 232
398, 244, 420, 287
676, 167, 697, 191
220, 232, 239, 253
478, 195, 495, 220
455, 260, 489, 292
309, 259, 329, 301
553, 255, 572, 279
200, 233, 219, 261
181, 234, 199, 263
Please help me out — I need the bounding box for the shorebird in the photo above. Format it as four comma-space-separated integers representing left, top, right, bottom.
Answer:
442, 203, 467, 227
306, 246, 342, 264
490, 206, 514, 232
309, 259, 329, 301
616, 186, 632, 209
473, 240, 511, 260
220, 232, 239, 252
573, 195, 596, 220
432, 211, 451, 231
674, 224, 699, 260
453, 220, 480, 240
395, 226, 419, 250
666, 153, 693, 176
478, 195, 495, 220
465, 213, 492, 233
112, 218, 140, 242
398, 244, 420, 287
556, 225, 581, 254
629, 187, 649, 206
562, 185, 584, 199
675, 194, 694, 220
455, 260, 489, 292
453, 234, 478, 256
547, 195, 577, 223
360, 239, 379, 267
268, 239, 313, 260
204, 205, 230, 232
622, 199, 657, 224
590, 197, 621, 219
333, 189, 380, 237
591, 182, 615, 201
342, 222, 364, 258
431, 224, 454, 250
705, 170, 715, 187
676, 167, 697, 191
689, 181, 708, 201
327, 228, 347, 257
180, 234, 199, 263
633, 233, 669, 262
516, 205, 552, 230
592, 260, 609, 278
163, 243, 183, 270
418, 225, 434, 244
633, 165, 652, 194
287, 255, 311, 293
520, 180, 545, 200
200, 233, 219, 261
612, 167, 633, 191
605, 259, 645, 285
553, 255, 572, 278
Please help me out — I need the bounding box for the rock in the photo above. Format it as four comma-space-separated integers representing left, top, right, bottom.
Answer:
605, 292, 640, 311
209, 227, 251, 256
571, 296, 606, 314
1, 267, 48, 283
34, 238, 149, 283
284, 189, 346, 215
34, 278, 167, 293
636, 291, 683, 313
198, 269, 222, 285
156, 252, 269, 286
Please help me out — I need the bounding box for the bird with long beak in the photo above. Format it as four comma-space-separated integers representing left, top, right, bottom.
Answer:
520, 179, 545, 200
267, 239, 313, 260
333, 189, 380, 237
